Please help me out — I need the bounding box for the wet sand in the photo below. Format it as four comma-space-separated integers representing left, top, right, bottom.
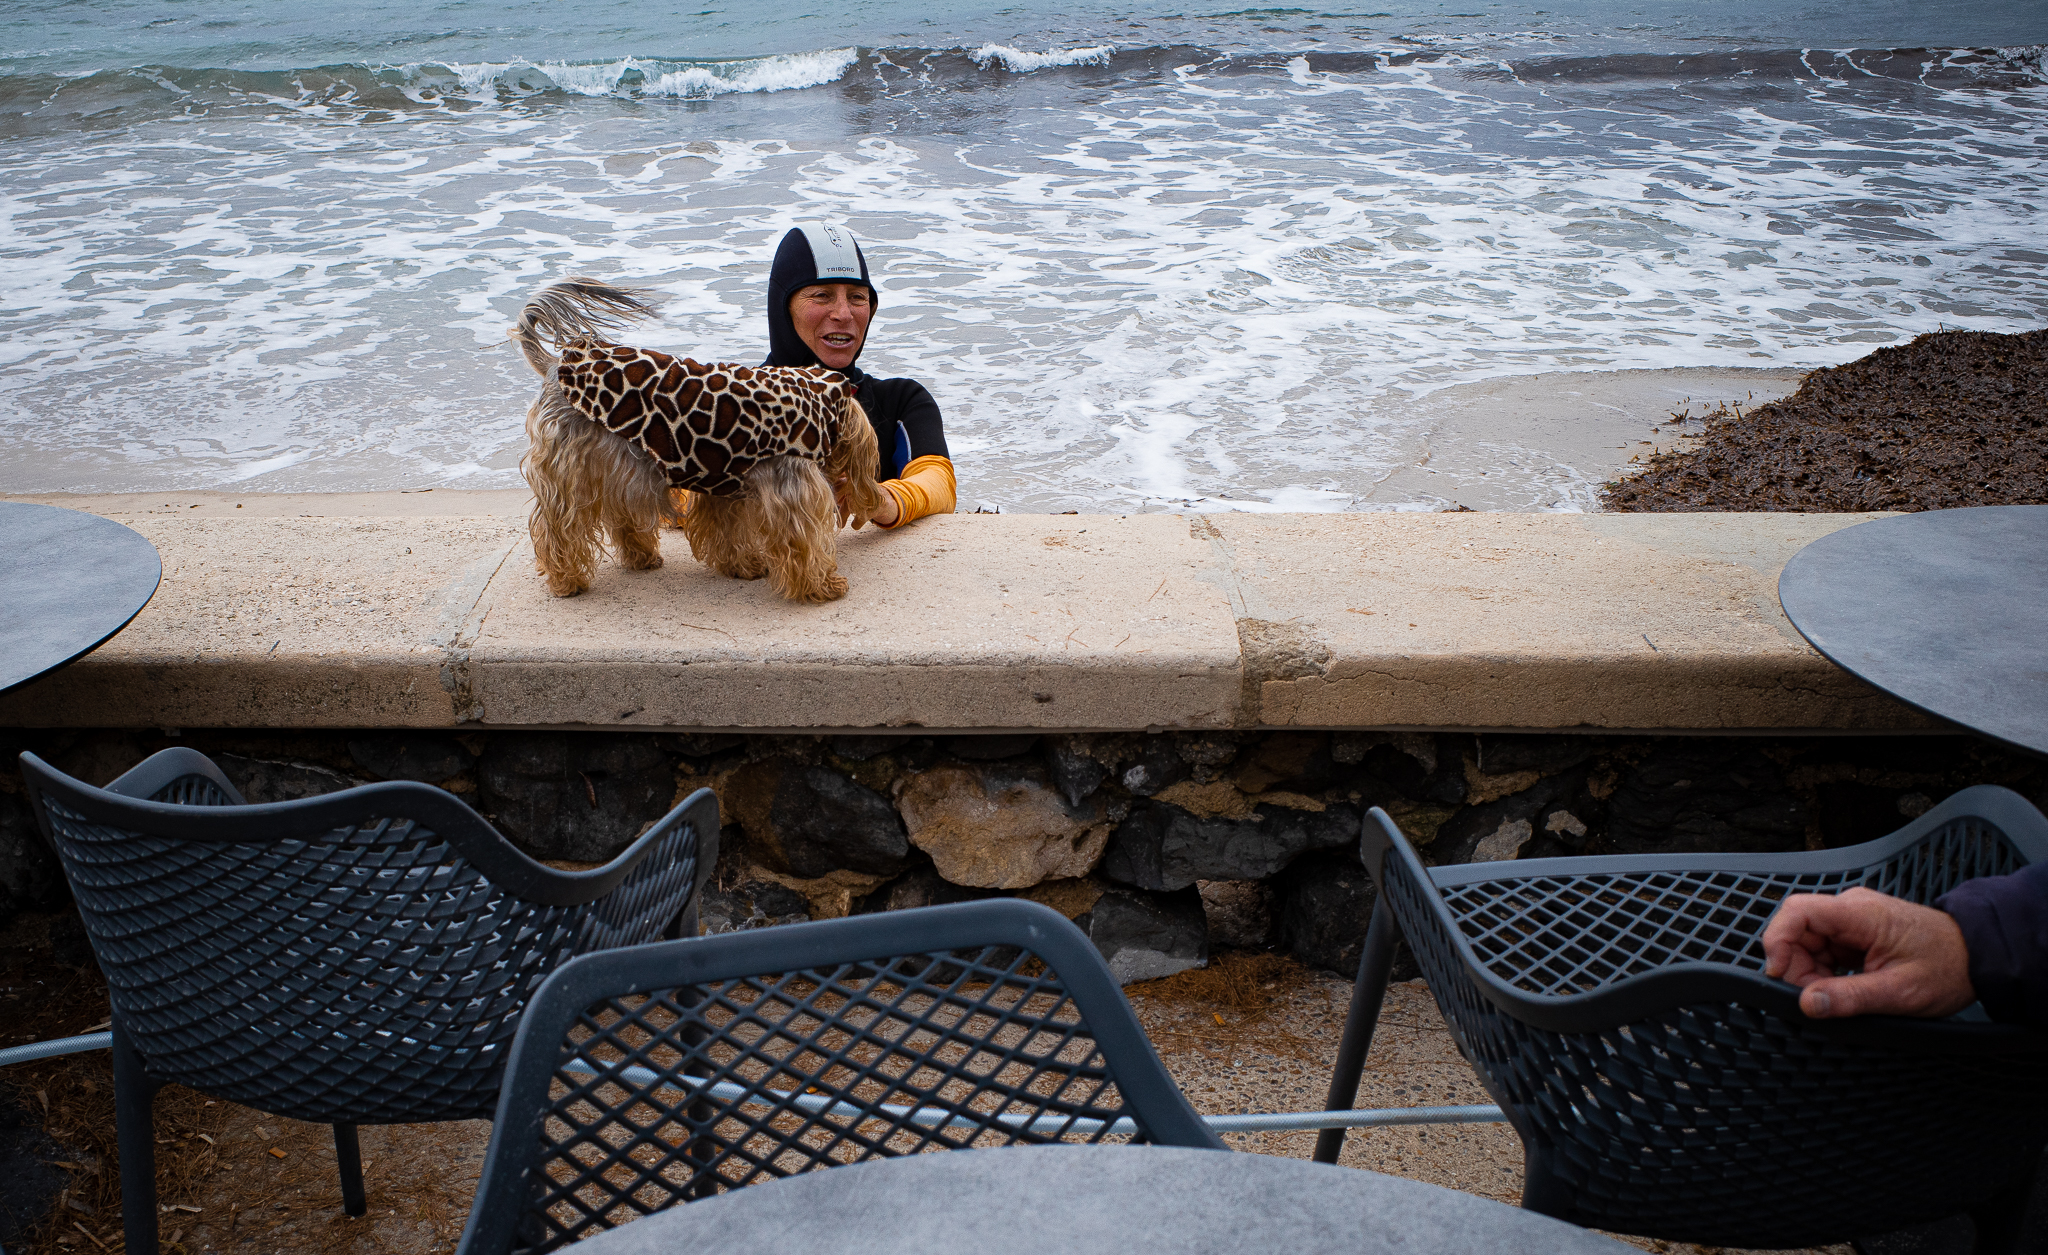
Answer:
0, 368, 1810, 515
1357, 367, 1808, 512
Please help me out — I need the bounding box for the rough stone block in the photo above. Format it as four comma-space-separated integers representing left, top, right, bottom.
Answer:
1044, 737, 1111, 808
1274, 849, 1409, 978
1476, 732, 1598, 776
1118, 735, 1190, 797
476, 733, 674, 861
1100, 799, 1359, 892
827, 734, 901, 762
1605, 743, 1804, 855
1430, 769, 1599, 865
943, 734, 1040, 761
0, 790, 65, 914
700, 879, 812, 935
347, 732, 475, 783
1020, 876, 1110, 920
766, 764, 910, 878
859, 864, 1000, 915
897, 762, 1116, 889
1235, 731, 1333, 794
1198, 879, 1273, 949
656, 732, 747, 761
1079, 886, 1207, 984
215, 753, 356, 803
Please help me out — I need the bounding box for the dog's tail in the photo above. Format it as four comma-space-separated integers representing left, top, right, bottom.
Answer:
509, 278, 659, 377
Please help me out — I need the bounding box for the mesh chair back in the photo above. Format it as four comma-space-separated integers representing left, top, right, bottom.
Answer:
1366, 784, 2048, 1249
459, 899, 1222, 1255
20, 748, 714, 1125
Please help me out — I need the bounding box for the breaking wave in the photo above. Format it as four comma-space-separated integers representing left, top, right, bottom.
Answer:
3, 41, 2041, 136
969, 44, 1116, 72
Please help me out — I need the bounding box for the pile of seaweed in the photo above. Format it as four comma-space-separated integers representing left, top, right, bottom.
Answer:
1603, 328, 2048, 512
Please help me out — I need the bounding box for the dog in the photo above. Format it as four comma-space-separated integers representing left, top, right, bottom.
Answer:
509, 278, 883, 602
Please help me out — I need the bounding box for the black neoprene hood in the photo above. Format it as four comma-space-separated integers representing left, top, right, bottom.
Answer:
765, 224, 879, 370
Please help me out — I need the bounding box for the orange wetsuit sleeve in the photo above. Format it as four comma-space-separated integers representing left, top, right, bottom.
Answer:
876, 455, 957, 529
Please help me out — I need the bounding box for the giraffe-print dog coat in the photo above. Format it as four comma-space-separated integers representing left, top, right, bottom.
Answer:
556, 341, 853, 496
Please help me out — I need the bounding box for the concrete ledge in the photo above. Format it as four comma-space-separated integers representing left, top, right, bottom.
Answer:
0, 492, 1927, 733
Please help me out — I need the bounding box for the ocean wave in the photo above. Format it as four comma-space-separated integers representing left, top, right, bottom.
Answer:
6, 20, 2045, 505
4, 40, 2041, 135
0, 43, 1155, 134
423, 49, 862, 100
969, 44, 1116, 73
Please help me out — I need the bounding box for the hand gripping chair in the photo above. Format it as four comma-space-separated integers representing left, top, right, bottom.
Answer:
453, 898, 1224, 1255
18, 747, 720, 1255
1314, 784, 2048, 1254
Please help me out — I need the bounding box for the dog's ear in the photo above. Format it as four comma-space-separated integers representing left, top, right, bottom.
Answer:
826, 398, 886, 528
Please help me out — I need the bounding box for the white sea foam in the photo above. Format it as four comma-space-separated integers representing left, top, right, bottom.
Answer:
407, 49, 859, 101
970, 45, 1115, 72
1, 43, 2043, 511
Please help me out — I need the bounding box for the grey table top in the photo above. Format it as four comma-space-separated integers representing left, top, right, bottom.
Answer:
565, 1145, 1633, 1255
1779, 505, 2048, 757
0, 502, 161, 696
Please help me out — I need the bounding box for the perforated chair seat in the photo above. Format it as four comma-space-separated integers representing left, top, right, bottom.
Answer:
455, 899, 1223, 1255
1316, 785, 2048, 1253
19, 747, 718, 1255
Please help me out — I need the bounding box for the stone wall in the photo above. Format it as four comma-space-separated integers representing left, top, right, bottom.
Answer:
5, 727, 2043, 983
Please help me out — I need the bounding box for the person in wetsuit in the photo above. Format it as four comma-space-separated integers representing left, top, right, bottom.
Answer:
763, 223, 955, 528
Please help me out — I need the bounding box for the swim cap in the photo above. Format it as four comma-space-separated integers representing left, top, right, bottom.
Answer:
765, 223, 879, 369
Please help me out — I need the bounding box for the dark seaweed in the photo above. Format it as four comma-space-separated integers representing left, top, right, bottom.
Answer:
1603, 328, 2048, 513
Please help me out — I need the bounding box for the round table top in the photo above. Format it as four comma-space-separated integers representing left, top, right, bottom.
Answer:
1778, 505, 2048, 757
566, 1145, 1632, 1255
0, 502, 162, 697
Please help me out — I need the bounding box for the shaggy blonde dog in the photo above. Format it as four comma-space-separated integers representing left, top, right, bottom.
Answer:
510, 278, 882, 602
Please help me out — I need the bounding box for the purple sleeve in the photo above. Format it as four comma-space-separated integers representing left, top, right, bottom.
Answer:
1937, 862, 2048, 1027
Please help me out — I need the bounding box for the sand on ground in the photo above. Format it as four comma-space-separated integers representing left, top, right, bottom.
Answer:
11, 956, 1851, 1255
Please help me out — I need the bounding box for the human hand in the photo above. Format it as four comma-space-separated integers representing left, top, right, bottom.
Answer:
1761, 887, 1975, 1019
834, 474, 897, 529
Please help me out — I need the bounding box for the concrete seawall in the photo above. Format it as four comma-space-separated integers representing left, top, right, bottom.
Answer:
11, 491, 2041, 984
0, 491, 1924, 734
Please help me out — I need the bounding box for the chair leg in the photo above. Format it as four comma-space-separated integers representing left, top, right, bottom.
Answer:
1313, 896, 1399, 1165
1520, 1142, 1573, 1220
677, 987, 718, 1200
666, 896, 700, 941
333, 1123, 367, 1217
112, 1022, 164, 1255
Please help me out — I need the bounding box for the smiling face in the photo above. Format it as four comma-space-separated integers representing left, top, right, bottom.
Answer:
789, 282, 873, 371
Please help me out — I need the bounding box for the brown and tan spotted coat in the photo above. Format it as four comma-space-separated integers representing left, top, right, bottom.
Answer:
557, 341, 854, 496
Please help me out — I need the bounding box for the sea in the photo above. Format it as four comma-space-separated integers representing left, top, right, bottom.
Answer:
2, 1, 2044, 512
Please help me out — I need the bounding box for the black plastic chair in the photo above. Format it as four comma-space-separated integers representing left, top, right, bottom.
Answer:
18, 747, 719, 1255
453, 898, 1224, 1255
1314, 784, 2048, 1254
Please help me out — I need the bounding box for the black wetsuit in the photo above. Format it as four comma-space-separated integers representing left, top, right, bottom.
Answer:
762, 227, 948, 480
1940, 865, 2048, 1027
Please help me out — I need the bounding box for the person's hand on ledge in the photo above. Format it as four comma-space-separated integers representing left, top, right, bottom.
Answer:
1762, 886, 1976, 1019
833, 476, 901, 529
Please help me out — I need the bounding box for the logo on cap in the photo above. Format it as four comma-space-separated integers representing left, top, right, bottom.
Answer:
801, 223, 864, 281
